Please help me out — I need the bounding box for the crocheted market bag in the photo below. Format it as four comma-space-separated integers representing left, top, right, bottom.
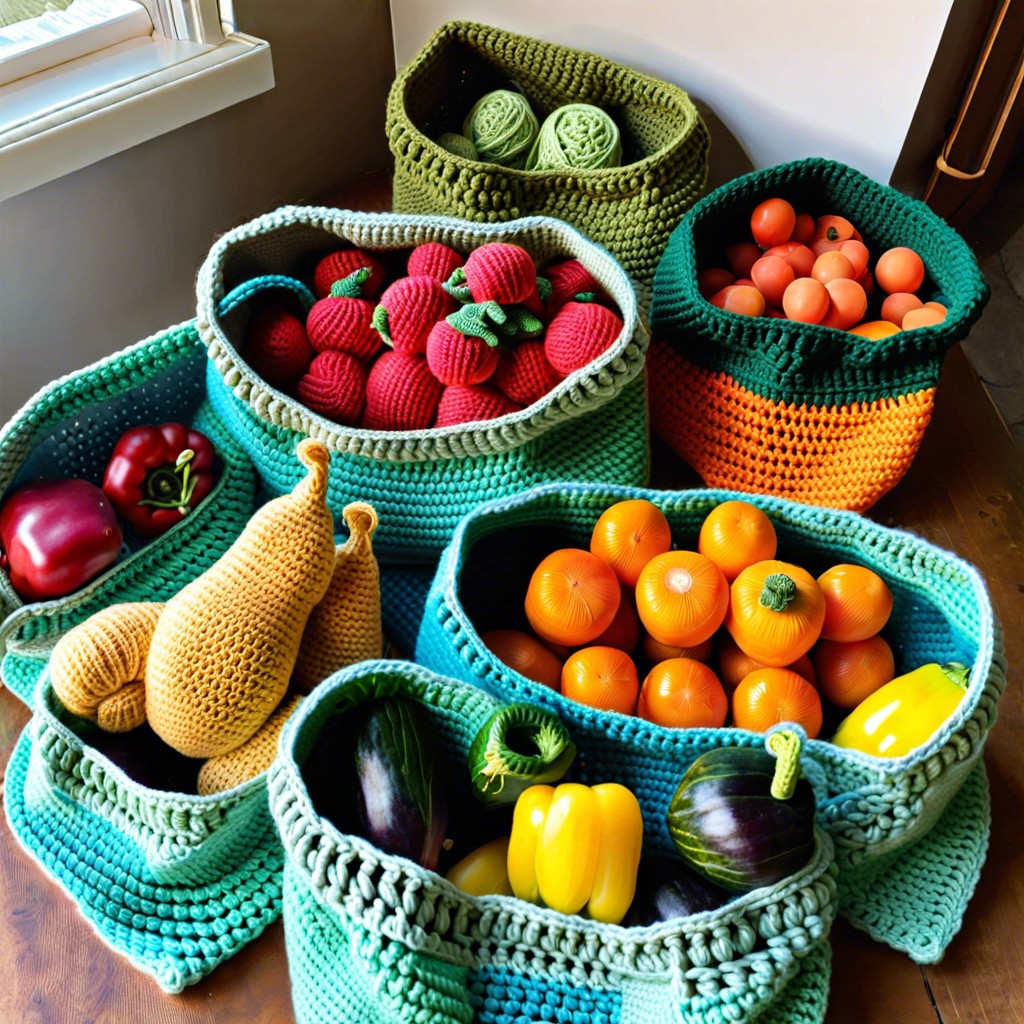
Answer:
413, 481, 1005, 963
648, 157, 990, 512
268, 659, 837, 1024
386, 20, 710, 291
3, 671, 282, 993
195, 207, 649, 560
0, 321, 260, 707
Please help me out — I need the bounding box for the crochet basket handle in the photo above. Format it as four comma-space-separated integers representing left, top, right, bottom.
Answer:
217, 274, 316, 318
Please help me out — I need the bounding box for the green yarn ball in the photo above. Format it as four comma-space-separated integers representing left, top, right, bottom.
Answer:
438, 132, 478, 160
526, 103, 623, 172
463, 89, 539, 167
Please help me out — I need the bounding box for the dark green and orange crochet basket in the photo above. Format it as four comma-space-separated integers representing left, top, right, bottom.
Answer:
649, 158, 990, 512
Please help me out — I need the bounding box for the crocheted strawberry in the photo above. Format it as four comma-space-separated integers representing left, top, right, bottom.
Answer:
491, 339, 564, 406
362, 351, 444, 430
306, 268, 382, 359
372, 276, 458, 356
295, 350, 367, 424
539, 258, 603, 319
407, 242, 464, 283
445, 242, 544, 316
313, 248, 386, 299
544, 297, 624, 375
425, 313, 500, 387
435, 384, 524, 428
244, 302, 314, 386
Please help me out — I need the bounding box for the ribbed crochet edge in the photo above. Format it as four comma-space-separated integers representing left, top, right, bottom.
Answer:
649, 157, 990, 406
386, 20, 705, 194
4, 728, 284, 994
194, 207, 647, 463
415, 481, 1005, 859
269, 659, 836, 1014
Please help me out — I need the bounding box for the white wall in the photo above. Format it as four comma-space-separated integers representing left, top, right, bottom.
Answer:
389, 2, 955, 191
0, 0, 395, 423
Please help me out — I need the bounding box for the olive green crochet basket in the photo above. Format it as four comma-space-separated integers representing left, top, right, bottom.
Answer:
648, 157, 990, 512
195, 206, 650, 560
0, 321, 260, 707
3, 671, 283, 993
386, 20, 710, 291
413, 482, 1005, 964
269, 659, 837, 1024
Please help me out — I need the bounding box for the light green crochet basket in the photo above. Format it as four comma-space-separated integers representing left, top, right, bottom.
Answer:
387, 20, 710, 291
413, 482, 1006, 964
3, 671, 283, 993
0, 321, 260, 707
195, 207, 650, 560
269, 659, 837, 1024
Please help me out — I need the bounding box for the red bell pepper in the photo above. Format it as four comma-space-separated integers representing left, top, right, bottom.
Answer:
102, 423, 216, 538
0, 479, 123, 601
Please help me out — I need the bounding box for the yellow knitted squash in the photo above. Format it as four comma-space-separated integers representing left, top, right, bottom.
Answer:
293, 501, 383, 693
145, 438, 336, 758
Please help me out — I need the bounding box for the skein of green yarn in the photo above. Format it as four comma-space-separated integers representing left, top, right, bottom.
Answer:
526, 103, 623, 172
462, 89, 539, 167
438, 132, 479, 160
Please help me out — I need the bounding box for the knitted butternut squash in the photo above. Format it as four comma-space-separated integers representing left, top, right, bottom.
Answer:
292, 501, 383, 693
145, 438, 336, 758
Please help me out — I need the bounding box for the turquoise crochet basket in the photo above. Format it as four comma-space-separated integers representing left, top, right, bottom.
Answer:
413, 482, 1006, 964
268, 660, 837, 1024
3, 671, 283, 993
194, 207, 650, 560
0, 321, 260, 707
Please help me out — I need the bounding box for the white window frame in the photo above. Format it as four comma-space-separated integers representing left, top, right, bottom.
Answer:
0, 0, 272, 201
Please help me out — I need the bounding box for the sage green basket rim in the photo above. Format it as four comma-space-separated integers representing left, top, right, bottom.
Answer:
389, 19, 706, 186
434, 480, 1001, 775
196, 206, 648, 462
271, 658, 836, 960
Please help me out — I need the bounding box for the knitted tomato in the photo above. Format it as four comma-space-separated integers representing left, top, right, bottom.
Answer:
435, 384, 523, 428
407, 242, 464, 283
245, 302, 314, 385
296, 350, 367, 425
540, 258, 603, 319
313, 248, 386, 299
544, 298, 624, 375
492, 340, 563, 406
446, 242, 544, 315
306, 268, 381, 360
362, 352, 444, 430
372, 276, 458, 356
425, 305, 505, 386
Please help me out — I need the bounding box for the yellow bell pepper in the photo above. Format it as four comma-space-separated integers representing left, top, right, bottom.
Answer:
831, 662, 969, 757
506, 782, 643, 924
444, 836, 513, 897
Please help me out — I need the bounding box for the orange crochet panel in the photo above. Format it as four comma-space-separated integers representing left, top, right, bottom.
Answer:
649, 338, 936, 513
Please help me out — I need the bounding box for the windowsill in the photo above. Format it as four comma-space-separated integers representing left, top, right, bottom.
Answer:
0, 28, 273, 202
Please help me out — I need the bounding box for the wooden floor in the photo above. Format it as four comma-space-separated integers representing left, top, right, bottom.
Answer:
0, 174, 1021, 1023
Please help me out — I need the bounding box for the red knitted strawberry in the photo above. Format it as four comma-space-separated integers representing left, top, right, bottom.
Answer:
435, 384, 524, 428
362, 351, 444, 430
244, 302, 314, 386
313, 248, 386, 299
539, 258, 603, 319
491, 340, 563, 406
445, 242, 544, 316
544, 298, 624, 375
296, 350, 367, 424
407, 242, 464, 283
373, 276, 458, 356
306, 268, 382, 359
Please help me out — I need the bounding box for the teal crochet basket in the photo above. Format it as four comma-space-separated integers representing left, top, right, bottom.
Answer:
0, 321, 260, 707
3, 671, 283, 993
413, 482, 1006, 964
268, 660, 837, 1024
194, 207, 649, 560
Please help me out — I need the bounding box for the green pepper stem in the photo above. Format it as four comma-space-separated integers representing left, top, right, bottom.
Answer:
329, 266, 372, 299
759, 573, 797, 612
942, 662, 971, 688
767, 729, 802, 800
137, 449, 198, 513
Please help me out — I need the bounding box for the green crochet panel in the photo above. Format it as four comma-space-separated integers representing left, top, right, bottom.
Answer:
649, 158, 989, 407
387, 20, 710, 289
270, 660, 837, 1024
195, 207, 651, 558
412, 481, 1005, 963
